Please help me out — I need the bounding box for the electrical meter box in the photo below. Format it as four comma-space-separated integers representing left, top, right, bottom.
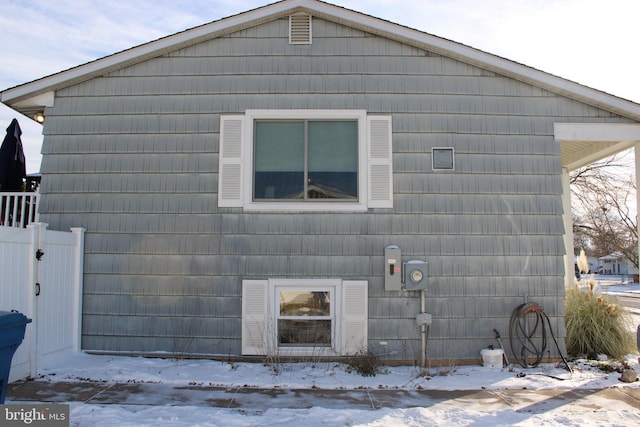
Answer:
384, 245, 402, 291
403, 260, 428, 290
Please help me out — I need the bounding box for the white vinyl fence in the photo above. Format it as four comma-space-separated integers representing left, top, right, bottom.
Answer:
0, 222, 85, 382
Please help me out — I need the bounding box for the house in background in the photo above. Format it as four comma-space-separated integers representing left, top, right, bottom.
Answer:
598, 252, 638, 277
3, 0, 640, 364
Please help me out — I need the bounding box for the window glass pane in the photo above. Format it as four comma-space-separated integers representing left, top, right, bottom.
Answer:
278, 320, 331, 346
307, 121, 358, 199
279, 291, 330, 316
254, 121, 304, 199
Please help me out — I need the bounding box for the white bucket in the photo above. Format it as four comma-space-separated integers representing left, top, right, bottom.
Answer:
480, 348, 504, 368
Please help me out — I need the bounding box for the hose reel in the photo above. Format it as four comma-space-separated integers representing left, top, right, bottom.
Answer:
509, 302, 571, 372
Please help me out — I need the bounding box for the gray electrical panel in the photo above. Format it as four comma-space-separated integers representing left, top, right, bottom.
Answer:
384, 245, 402, 291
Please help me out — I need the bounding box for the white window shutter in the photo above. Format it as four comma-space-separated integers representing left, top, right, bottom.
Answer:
367, 116, 393, 208
218, 115, 244, 207
341, 280, 368, 355
242, 280, 269, 355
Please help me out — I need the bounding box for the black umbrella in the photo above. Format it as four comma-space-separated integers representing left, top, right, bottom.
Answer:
0, 118, 26, 191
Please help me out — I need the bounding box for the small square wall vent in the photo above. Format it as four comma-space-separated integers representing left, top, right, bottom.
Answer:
432, 147, 455, 170
289, 13, 312, 44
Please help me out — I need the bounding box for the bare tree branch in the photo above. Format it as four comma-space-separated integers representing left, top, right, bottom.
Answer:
570, 151, 638, 268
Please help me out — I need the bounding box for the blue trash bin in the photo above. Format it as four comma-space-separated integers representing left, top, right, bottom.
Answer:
0, 310, 32, 404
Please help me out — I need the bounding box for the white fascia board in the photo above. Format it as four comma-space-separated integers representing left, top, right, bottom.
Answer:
555, 123, 640, 142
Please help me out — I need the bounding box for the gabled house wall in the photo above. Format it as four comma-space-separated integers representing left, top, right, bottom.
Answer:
14, 11, 637, 362
598, 253, 638, 276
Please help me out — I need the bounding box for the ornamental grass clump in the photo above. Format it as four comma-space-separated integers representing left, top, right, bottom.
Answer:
565, 281, 635, 358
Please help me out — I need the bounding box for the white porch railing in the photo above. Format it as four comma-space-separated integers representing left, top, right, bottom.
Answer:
0, 191, 40, 227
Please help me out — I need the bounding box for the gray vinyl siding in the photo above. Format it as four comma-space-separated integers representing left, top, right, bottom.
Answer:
39, 17, 631, 360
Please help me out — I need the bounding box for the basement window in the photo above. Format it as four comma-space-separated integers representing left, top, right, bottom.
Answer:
278, 289, 332, 347
241, 279, 368, 357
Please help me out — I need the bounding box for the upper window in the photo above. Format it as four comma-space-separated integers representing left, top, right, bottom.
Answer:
218, 110, 393, 212
254, 120, 358, 201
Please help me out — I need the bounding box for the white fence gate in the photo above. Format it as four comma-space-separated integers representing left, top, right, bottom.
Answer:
0, 222, 85, 382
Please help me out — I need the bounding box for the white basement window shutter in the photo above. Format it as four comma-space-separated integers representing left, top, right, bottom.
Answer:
367, 116, 393, 208
341, 280, 368, 355
218, 115, 244, 207
242, 280, 269, 355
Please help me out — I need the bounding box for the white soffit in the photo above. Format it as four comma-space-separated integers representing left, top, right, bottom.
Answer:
13, 91, 55, 108
555, 123, 640, 170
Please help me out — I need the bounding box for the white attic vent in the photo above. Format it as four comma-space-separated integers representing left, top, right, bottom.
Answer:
289, 13, 312, 44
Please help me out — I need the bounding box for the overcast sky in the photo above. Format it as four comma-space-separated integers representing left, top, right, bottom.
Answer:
1, 0, 639, 174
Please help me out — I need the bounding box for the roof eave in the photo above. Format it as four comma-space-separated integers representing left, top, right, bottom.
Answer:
2, 0, 640, 122
0, 0, 304, 108
310, 2, 640, 121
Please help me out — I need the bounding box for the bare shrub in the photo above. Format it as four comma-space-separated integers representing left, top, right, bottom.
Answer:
346, 349, 382, 377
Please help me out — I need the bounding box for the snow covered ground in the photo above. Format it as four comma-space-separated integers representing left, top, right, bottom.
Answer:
11, 277, 640, 426
27, 351, 640, 426
594, 275, 640, 294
